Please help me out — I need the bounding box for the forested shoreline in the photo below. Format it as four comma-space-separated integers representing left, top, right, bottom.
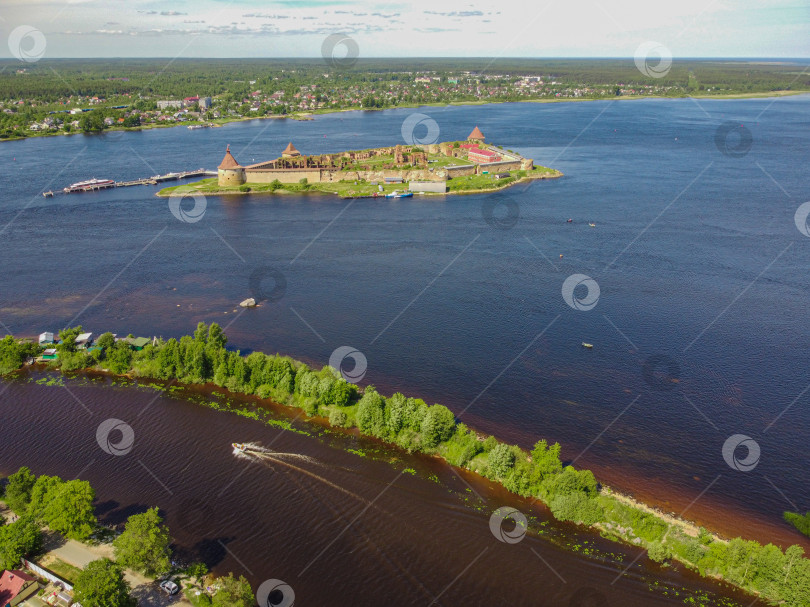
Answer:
2, 323, 810, 606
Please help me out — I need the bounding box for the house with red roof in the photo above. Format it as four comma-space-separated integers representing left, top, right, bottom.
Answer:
0, 570, 38, 606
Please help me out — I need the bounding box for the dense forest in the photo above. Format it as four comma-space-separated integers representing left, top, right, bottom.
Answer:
1, 58, 808, 100
2, 323, 810, 605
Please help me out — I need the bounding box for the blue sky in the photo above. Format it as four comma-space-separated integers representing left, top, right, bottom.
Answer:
2, 0, 808, 58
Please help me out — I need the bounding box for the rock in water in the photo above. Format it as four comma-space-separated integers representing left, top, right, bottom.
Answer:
239, 298, 257, 308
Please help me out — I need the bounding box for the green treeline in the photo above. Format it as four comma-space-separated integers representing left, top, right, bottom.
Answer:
3, 323, 810, 605
1, 58, 807, 101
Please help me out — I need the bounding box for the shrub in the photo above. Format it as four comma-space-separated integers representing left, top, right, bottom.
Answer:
648, 542, 672, 563
549, 493, 603, 525
328, 408, 348, 427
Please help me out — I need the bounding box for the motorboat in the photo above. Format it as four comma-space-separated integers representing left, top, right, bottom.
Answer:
232, 443, 248, 453
582, 342, 594, 349
385, 190, 413, 198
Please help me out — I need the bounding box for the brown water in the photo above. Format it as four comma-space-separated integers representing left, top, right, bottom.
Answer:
1, 369, 756, 606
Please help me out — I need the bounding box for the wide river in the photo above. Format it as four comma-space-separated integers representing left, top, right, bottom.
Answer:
1, 95, 809, 605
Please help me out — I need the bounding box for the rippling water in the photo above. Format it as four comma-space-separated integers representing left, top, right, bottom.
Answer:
1, 96, 809, 600
0, 370, 756, 606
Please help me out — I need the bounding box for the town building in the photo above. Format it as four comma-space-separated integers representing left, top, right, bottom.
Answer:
157, 100, 183, 110
0, 570, 38, 606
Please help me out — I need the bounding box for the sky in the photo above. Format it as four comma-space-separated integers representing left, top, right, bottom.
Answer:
1, 0, 808, 59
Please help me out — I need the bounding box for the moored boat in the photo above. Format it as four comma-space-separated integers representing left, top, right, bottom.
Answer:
63, 178, 115, 193
385, 190, 413, 198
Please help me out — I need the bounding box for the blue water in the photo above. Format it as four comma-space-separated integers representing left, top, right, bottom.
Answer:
2, 95, 809, 544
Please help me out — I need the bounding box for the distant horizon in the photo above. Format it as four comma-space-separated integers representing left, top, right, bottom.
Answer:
4, 56, 809, 61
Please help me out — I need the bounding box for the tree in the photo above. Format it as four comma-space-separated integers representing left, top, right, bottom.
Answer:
3, 466, 36, 513
0, 336, 36, 375
211, 573, 253, 607
356, 388, 386, 438
193, 321, 209, 343
57, 326, 84, 353
0, 515, 42, 569
96, 332, 116, 351
113, 507, 171, 576
28, 474, 63, 519
207, 323, 227, 350
420, 404, 456, 449
487, 443, 516, 478
74, 558, 136, 607
531, 440, 563, 478
42, 480, 97, 540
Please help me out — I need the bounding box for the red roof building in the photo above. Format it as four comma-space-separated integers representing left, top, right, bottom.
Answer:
0, 570, 38, 606
218, 145, 243, 169
468, 147, 500, 164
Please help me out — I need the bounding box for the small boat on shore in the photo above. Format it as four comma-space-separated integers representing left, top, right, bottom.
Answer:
385, 190, 413, 198
582, 342, 593, 349
232, 443, 248, 453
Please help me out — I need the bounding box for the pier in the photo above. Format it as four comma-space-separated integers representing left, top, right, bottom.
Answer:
46, 168, 216, 196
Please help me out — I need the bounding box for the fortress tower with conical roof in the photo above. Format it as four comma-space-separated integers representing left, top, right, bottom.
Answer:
467, 126, 485, 142
218, 145, 246, 186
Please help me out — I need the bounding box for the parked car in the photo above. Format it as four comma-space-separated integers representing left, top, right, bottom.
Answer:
159, 580, 179, 595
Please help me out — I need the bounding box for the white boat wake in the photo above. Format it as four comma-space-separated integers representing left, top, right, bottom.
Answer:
231, 442, 372, 505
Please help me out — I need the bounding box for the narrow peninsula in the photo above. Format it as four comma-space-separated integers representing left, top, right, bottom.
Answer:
158, 126, 562, 198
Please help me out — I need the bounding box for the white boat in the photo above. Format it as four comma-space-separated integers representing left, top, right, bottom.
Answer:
582, 342, 593, 349
232, 443, 248, 453
63, 178, 115, 193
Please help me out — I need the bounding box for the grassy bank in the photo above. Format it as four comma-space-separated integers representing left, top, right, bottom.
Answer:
156, 166, 563, 198
2, 325, 809, 606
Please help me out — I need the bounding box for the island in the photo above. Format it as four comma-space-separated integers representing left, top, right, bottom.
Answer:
157, 126, 562, 198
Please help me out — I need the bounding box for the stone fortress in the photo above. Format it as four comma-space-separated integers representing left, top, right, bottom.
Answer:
217, 127, 534, 187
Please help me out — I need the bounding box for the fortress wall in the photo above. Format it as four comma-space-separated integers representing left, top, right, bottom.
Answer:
478, 160, 523, 172
244, 168, 323, 184
320, 169, 442, 183
445, 165, 477, 178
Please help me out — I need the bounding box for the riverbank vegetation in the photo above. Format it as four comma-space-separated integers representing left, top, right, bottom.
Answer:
785, 511, 810, 537
0, 467, 252, 606
3, 323, 810, 605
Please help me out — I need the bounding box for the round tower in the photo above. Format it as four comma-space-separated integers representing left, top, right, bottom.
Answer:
218, 145, 245, 186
